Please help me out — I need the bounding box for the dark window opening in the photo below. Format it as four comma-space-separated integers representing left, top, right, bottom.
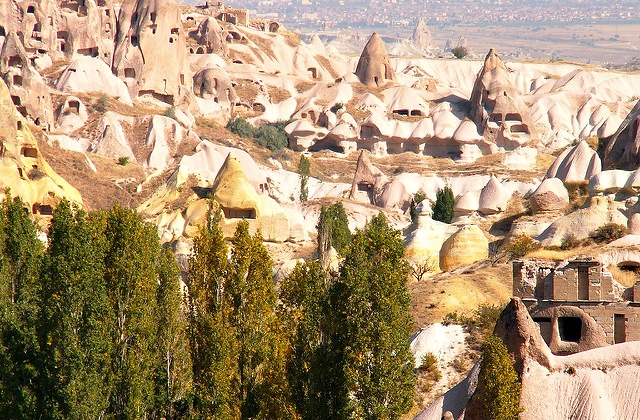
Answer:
11, 95, 21, 106
33, 23, 41, 32
222, 207, 256, 219
0, 26, 5, 37
196, 46, 204, 54
57, 31, 68, 40
393, 109, 409, 116
27, 5, 36, 13
307, 67, 317, 79
357, 182, 372, 191
171, 28, 179, 35
68, 100, 80, 113
410, 110, 422, 116
150, 12, 156, 22
614, 314, 626, 344
8, 56, 22, 67
131, 35, 138, 47
124, 67, 135, 78
558, 316, 582, 343
21, 147, 38, 158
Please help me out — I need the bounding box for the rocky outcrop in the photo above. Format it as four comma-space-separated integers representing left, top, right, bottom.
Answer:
193, 17, 228, 57
546, 140, 601, 183
0, 0, 116, 64
603, 100, 640, 170
412, 18, 433, 50
193, 67, 237, 108
354, 33, 395, 88
439, 225, 488, 271
56, 57, 132, 105
529, 178, 569, 213
0, 77, 82, 214
469, 49, 535, 144
112, 0, 192, 105
349, 150, 388, 203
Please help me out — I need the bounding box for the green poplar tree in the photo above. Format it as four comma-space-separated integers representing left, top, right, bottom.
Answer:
432, 186, 454, 223
299, 155, 310, 202
478, 335, 522, 420
187, 207, 238, 419
154, 246, 192, 418
280, 260, 343, 419
332, 213, 415, 419
226, 221, 292, 419
0, 195, 44, 418
38, 199, 112, 419
316, 202, 351, 268
103, 204, 161, 418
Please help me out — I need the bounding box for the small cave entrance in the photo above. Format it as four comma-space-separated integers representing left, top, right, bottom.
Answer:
558, 316, 582, 343
222, 207, 256, 220
307, 67, 318, 80
617, 261, 640, 273
21, 146, 38, 158
13, 74, 23, 86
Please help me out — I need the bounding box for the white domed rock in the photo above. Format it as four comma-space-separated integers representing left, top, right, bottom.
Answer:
547, 140, 601, 183
439, 225, 488, 271
529, 178, 569, 213
56, 57, 132, 105
478, 176, 509, 214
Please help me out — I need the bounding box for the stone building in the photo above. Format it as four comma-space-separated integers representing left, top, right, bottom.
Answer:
513, 258, 640, 355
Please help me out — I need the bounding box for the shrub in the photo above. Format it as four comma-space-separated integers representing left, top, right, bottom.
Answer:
478, 335, 523, 420
226, 117, 255, 138
589, 223, 628, 244
330, 102, 344, 113
505, 235, 540, 258
117, 156, 129, 166
163, 107, 177, 120
560, 233, 581, 250
451, 46, 469, 59
255, 123, 288, 151
28, 168, 46, 180
95, 95, 109, 113
409, 189, 427, 224
432, 186, 454, 224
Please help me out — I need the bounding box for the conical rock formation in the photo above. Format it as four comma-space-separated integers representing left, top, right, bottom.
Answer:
354, 33, 396, 87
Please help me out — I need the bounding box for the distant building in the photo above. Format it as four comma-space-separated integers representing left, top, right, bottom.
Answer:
513, 258, 640, 355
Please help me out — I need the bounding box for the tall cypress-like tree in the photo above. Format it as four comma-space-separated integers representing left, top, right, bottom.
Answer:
227, 221, 291, 419
187, 207, 238, 419
103, 204, 162, 418
0, 195, 44, 418
38, 200, 112, 419
280, 260, 343, 420
316, 202, 351, 268
154, 246, 192, 419
333, 213, 415, 419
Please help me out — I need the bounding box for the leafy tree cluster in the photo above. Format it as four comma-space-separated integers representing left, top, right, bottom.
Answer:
226, 118, 289, 151
316, 202, 351, 268
0, 197, 189, 419
432, 186, 454, 223
0, 197, 416, 419
282, 211, 416, 419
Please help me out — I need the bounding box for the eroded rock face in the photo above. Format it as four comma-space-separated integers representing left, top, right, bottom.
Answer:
412, 18, 433, 50
529, 178, 569, 214
193, 67, 236, 108
354, 33, 396, 88
603, 100, 640, 170
112, 0, 192, 105
546, 140, 601, 183
0, 0, 116, 64
469, 49, 535, 144
193, 17, 228, 57
0, 77, 82, 213
439, 225, 488, 271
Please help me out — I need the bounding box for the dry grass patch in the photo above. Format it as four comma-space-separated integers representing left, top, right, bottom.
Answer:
607, 265, 640, 288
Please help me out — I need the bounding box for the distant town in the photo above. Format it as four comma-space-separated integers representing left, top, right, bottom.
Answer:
184, 0, 640, 30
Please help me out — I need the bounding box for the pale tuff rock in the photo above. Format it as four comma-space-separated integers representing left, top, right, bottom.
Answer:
412, 18, 433, 50
538, 196, 628, 246
0, 77, 82, 213
145, 115, 200, 171
92, 112, 137, 163
349, 150, 388, 203
193, 67, 237, 108
469, 49, 535, 144
439, 225, 488, 271
354, 33, 396, 88
454, 175, 510, 215
193, 17, 228, 57
56, 57, 133, 105
546, 140, 601, 183
55, 96, 89, 134
529, 178, 569, 214
112, 0, 192, 105
604, 100, 640, 170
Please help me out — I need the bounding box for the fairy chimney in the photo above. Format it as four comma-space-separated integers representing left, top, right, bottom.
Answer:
354, 33, 395, 88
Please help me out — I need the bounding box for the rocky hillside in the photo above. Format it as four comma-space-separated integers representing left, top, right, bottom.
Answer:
4, 1, 640, 418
